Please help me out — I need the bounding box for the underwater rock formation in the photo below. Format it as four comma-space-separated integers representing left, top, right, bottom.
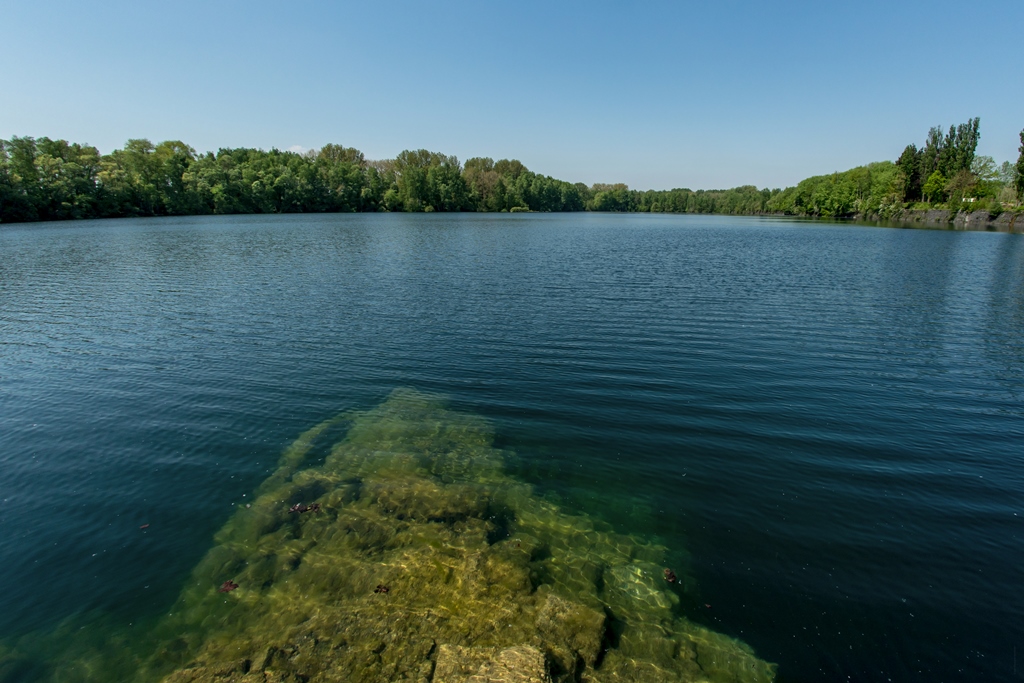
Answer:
149, 389, 774, 683
432, 644, 550, 683
0, 389, 775, 682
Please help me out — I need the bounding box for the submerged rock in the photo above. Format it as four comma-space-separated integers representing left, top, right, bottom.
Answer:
2, 389, 775, 683
434, 644, 551, 683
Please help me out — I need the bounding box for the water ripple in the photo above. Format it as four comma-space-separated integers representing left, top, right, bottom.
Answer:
1, 214, 1022, 681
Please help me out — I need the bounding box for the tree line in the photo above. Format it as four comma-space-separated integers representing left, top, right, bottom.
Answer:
1, 122, 1022, 224
764, 120, 1023, 219
0, 139, 590, 223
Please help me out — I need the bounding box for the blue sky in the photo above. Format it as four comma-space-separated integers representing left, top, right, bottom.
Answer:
2, 0, 1022, 190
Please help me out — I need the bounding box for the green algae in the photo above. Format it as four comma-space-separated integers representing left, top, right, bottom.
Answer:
1, 389, 775, 683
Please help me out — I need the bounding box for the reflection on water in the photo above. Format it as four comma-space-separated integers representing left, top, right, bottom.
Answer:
1, 390, 773, 682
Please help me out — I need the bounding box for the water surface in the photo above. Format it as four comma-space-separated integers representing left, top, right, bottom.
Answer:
1, 213, 1022, 681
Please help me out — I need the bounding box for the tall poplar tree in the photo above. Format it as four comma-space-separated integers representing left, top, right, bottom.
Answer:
1016, 129, 1024, 203
941, 117, 980, 176
921, 126, 945, 178
896, 144, 922, 201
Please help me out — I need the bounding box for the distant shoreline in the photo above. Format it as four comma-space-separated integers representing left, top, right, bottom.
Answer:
4, 208, 1021, 236
4, 127, 1021, 226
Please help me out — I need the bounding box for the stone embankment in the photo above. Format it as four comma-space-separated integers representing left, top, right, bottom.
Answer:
855, 209, 1023, 232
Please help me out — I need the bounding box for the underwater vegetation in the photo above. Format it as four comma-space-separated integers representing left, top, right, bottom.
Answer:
1, 389, 774, 683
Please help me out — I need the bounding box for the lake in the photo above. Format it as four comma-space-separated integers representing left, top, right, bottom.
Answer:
1, 212, 1022, 682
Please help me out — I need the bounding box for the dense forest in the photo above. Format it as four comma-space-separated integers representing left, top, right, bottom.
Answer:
1, 120, 1021, 224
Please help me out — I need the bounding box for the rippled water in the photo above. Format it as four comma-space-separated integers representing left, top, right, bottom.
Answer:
1, 213, 1022, 681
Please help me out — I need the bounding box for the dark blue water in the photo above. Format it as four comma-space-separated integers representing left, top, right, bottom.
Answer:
1, 213, 1022, 682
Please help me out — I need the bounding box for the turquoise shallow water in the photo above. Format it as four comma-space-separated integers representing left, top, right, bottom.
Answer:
0, 213, 1022, 681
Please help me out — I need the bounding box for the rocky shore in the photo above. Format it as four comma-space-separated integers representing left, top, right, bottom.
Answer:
854, 209, 1023, 232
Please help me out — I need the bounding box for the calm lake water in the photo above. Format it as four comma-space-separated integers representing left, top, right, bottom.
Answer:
1, 213, 1022, 682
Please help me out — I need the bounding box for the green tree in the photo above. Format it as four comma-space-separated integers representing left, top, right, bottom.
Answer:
0, 137, 39, 222
392, 149, 463, 211
1016, 129, 1024, 204
763, 162, 896, 217
921, 126, 945, 178
314, 144, 366, 211
426, 161, 470, 211
98, 139, 164, 216
997, 160, 1016, 186
152, 140, 199, 214
360, 163, 394, 211
917, 119, 980, 183
493, 159, 527, 180
463, 157, 499, 211
944, 169, 976, 208
971, 155, 997, 180
589, 184, 631, 212
941, 117, 981, 176
968, 155, 1000, 199
33, 138, 102, 220
922, 170, 947, 203
896, 144, 922, 201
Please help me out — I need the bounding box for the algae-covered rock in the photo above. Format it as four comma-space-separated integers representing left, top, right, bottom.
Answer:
434, 644, 551, 683
142, 389, 774, 683
533, 593, 605, 676
1, 389, 774, 683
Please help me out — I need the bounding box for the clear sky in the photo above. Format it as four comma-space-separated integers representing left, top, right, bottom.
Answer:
2, 0, 1022, 190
